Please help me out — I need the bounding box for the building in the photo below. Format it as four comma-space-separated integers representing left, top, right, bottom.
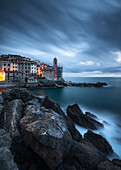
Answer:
5, 71, 25, 84
42, 58, 63, 80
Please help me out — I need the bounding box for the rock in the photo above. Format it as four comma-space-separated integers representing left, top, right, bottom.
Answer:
84, 130, 113, 155
97, 161, 121, 170
42, 96, 65, 117
0, 99, 24, 137
85, 112, 98, 119
0, 104, 3, 117
67, 104, 104, 130
10, 136, 50, 170
103, 120, 110, 126
0, 95, 3, 104
19, 109, 72, 169
0, 128, 12, 148
58, 140, 107, 170
64, 115, 82, 142
2, 88, 35, 103
0, 147, 18, 170
112, 159, 121, 168
117, 124, 121, 128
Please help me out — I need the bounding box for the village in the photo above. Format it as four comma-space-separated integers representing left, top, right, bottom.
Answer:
0, 54, 63, 86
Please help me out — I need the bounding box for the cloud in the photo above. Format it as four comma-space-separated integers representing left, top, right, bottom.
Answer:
79, 61, 94, 65
0, 0, 121, 76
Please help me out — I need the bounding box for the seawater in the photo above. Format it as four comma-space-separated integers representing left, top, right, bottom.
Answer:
29, 77, 121, 158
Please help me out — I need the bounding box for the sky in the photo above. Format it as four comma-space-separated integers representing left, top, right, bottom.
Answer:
0, 0, 121, 77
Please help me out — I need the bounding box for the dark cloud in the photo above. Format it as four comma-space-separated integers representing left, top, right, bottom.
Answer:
0, 0, 121, 75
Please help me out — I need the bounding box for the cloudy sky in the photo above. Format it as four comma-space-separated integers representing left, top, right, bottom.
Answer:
0, 0, 121, 77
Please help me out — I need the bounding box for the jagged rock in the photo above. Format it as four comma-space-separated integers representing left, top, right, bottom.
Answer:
85, 112, 98, 119
2, 88, 35, 103
0, 128, 12, 148
0, 147, 18, 170
84, 130, 113, 155
64, 115, 82, 142
0, 99, 24, 137
67, 104, 104, 130
0, 95, 3, 104
19, 109, 72, 169
97, 161, 121, 170
42, 96, 65, 117
0, 104, 3, 116
112, 159, 121, 168
58, 140, 107, 170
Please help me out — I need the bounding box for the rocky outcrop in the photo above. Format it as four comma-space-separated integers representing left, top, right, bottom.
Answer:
0, 99, 24, 137
67, 104, 104, 130
97, 161, 121, 170
85, 111, 98, 119
0, 129, 12, 148
0, 88, 119, 170
84, 130, 113, 155
42, 96, 65, 117
19, 109, 72, 169
2, 88, 35, 102
58, 140, 107, 170
0, 147, 18, 170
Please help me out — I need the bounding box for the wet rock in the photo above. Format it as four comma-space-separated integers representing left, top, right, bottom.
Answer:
0, 147, 18, 170
84, 130, 113, 155
0, 104, 3, 117
0, 99, 24, 137
19, 109, 72, 169
0, 128, 12, 148
112, 159, 121, 168
97, 161, 120, 170
85, 112, 98, 119
2, 88, 35, 103
42, 96, 65, 117
67, 104, 104, 130
58, 140, 107, 170
64, 115, 82, 142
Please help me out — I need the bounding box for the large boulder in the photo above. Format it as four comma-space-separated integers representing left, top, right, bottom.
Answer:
2, 88, 35, 103
58, 140, 107, 170
19, 109, 72, 169
84, 130, 113, 155
67, 104, 104, 130
0, 147, 18, 170
97, 161, 120, 170
25, 99, 82, 142
0, 99, 24, 137
0, 128, 12, 148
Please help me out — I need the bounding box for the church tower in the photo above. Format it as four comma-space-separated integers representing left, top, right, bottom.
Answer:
53, 58, 57, 80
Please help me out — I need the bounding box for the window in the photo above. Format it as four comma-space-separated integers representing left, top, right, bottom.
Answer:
13, 66, 14, 68
4, 68, 6, 71
8, 64, 10, 66
4, 63, 6, 66
8, 68, 10, 71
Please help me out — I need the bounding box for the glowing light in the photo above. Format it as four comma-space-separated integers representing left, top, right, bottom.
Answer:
0, 71, 5, 81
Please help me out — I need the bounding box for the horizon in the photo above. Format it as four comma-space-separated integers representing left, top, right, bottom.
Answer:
0, 0, 121, 77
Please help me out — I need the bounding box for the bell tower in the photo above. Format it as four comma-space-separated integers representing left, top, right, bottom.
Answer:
53, 58, 57, 80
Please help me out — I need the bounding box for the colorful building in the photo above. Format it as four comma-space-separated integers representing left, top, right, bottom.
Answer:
42, 58, 63, 81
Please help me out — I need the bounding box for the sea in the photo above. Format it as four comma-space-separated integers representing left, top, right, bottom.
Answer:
29, 77, 121, 158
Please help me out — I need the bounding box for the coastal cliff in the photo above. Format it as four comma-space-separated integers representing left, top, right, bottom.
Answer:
0, 88, 121, 170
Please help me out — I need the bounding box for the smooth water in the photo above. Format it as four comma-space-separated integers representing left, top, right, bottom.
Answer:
29, 77, 121, 158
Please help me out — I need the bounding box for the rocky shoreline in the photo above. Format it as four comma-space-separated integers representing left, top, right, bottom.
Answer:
0, 88, 121, 170
0, 80, 108, 91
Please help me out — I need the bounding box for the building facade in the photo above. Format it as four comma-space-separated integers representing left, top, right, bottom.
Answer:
42, 58, 63, 81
